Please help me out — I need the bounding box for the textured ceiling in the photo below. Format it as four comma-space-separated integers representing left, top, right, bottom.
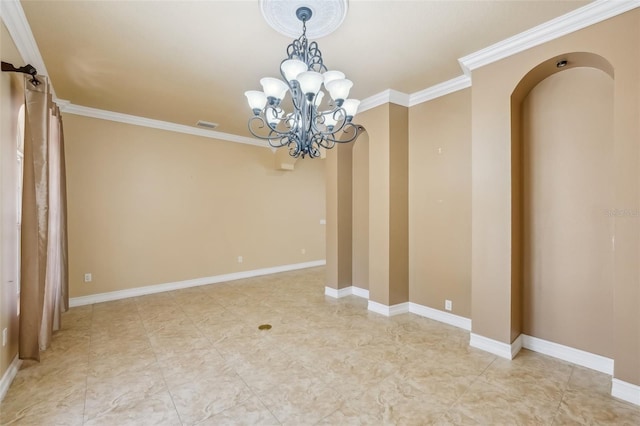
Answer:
21, 0, 590, 138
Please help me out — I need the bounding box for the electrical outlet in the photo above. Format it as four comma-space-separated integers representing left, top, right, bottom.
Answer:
84, 273, 92, 283
2, 328, 7, 347
237, 256, 243, 263
301, 248, 306, 255
445, 300, 452, 311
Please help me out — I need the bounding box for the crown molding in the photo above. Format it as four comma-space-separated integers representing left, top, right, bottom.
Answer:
359, 76, 471, 113
408, 75, 471, 107
57, 100, 269, 148
458, 0, 640, 75
359, 89, 410, 113
5, 0, 638, 138
0, 0, 55, 97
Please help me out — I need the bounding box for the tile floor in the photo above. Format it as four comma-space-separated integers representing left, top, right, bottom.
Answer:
1, 267, 639, 425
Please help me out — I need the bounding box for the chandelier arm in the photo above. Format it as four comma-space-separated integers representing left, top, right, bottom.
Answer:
246, 6, 361, 159
248, 115, 297, 142
322, 123, 364, 145
268, 134, 293, 149
310, 106, 348, 135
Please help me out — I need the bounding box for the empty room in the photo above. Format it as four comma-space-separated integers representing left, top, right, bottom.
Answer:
1, 0, 639, 424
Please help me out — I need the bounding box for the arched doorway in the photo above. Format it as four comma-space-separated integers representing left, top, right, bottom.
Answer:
512, 53, 615, 359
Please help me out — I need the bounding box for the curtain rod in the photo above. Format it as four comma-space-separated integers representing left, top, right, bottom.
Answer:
1, 61, 41, 86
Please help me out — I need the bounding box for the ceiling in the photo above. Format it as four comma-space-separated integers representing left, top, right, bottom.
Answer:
20, 0, 591, 139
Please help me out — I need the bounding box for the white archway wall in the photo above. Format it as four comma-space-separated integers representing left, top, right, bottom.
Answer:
521, 67, 614, 358
470, 9, 639, 386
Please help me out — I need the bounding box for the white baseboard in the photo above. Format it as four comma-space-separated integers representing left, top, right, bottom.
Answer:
511, 334, 523, 358
470, 333, 521, 359
521, 334, 614, 375
612, 379, 640, 406
0, 355, 22, 402
324, 285, 369, 299
408, 302, 472, 331
367, 300, 410, 317
351, 286, 370, 299
324, 286, 352, 298
70, 260, 326, 307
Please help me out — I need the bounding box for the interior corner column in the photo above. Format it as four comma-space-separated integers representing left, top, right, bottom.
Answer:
325, 144, 353, 291
470, 67, 517, 355
364, 103, 409, 309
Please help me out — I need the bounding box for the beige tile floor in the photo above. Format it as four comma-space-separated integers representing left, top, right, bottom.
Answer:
2, 267, 640, 425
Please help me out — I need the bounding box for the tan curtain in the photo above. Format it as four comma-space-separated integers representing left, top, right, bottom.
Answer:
19, 76, 69, 361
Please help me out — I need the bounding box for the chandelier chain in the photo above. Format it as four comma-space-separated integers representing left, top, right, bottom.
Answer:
245, 7, 362, 158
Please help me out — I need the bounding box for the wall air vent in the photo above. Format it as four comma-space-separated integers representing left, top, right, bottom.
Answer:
196, 120, 219, 129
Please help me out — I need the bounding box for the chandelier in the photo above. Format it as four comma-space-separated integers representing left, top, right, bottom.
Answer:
245, 6, 362, 158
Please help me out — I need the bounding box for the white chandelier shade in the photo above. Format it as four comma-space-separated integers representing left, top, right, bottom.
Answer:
245, 6, 362, 158
281, 59, 308, 82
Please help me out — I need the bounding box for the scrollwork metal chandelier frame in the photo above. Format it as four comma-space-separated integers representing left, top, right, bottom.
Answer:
245, 7, 362, 158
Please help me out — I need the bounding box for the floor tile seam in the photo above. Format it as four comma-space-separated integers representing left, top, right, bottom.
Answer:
461, 377, 564, 424
171, 293, 229, 361
442, 357, 499, 423
231, 371, 283, 425
168, 287, 263, 405
232, 367, 282, 425
81, 304, 96, 425
83, 384, 172, 423
132, 296, 186, 426
549, 375, 574, 426
313, 405, 343, 426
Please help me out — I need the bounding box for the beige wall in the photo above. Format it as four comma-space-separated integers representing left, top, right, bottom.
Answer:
352, 134, 369, 290
349, 103, 409, 306
0, 22, 24, 385
408, 88, 472, 317
355, 104, 391, 303
64, 114, 326, 297
471, 9, 639, 384
522, 67, 614, 357
388, 104, 409, 306
325, 143, 352, 290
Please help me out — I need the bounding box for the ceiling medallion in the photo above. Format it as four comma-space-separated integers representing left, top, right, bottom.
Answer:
246, 2, 362, 158
260, 0, 348, 39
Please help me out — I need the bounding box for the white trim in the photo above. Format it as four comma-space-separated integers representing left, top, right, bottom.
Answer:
56, 101, 268, 148
611, 379, 640, 406
0, 355, 22, 402
359, 89, 410, 113
521, 334, 614, 375
324, 286, 352, 299
367, 300, 410, 317
387, 89, 411, 107
408, 302, 471, 331
69, 260, 325, 307
0, 0, 56, 97
408, 75, 471, 107
470, 333, 521, 359
511, 334, 523, 358
3, 0, 632, 143
458, 0, 640, 75
351, 286, 369, 299
324, 285, 370, 299
359, 75, 472, 112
